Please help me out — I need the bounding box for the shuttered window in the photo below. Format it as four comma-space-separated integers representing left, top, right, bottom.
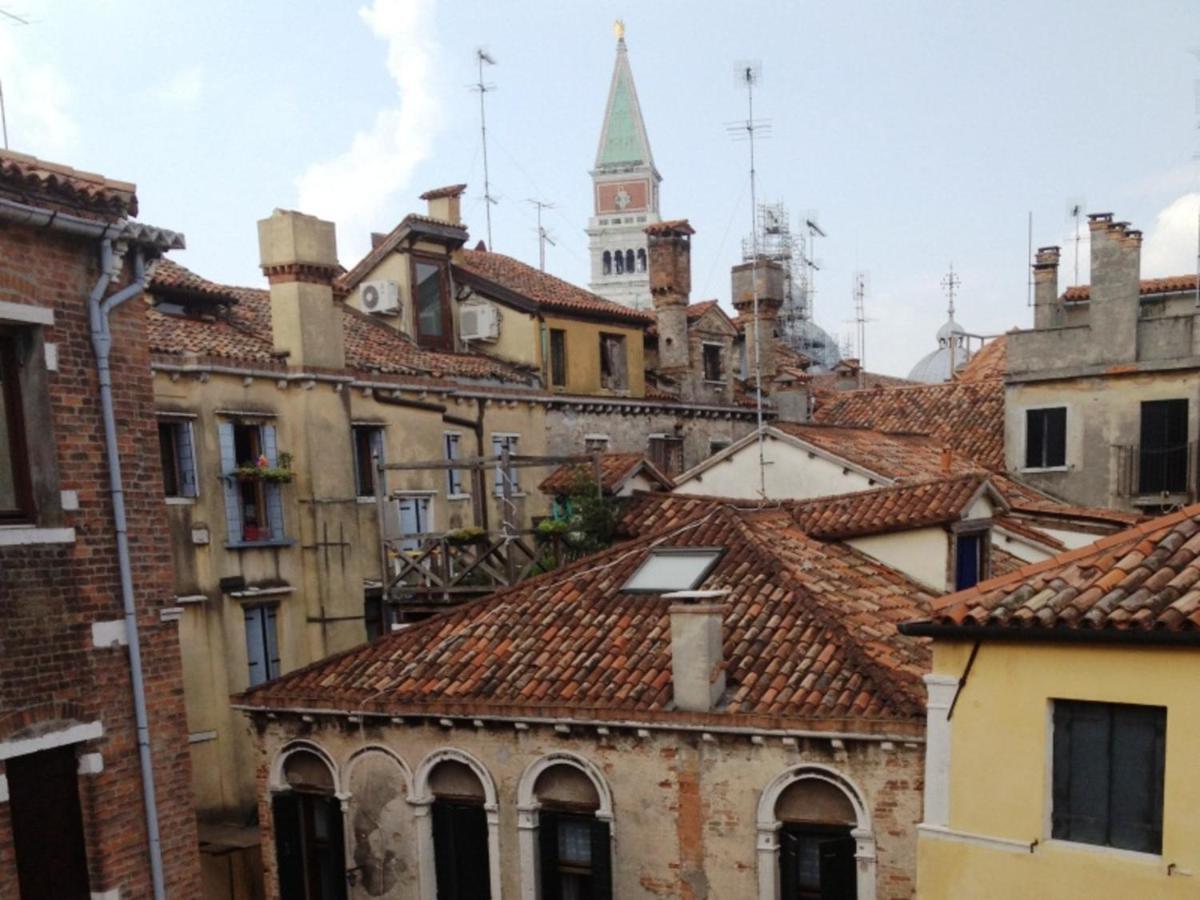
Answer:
492, 434, 519, 493
220, 420, 286, 544
1025, 407, 1066, 469
244, 605, 281, 687
158, 420, 198, 498
1138, 399, 1188, 494
445, 432, 464, 495
351, 425, 385, 497
550, 329, 568, 388
1052, 700, 1166, 854
537, 810, 612, 900
432, 800, 491, 900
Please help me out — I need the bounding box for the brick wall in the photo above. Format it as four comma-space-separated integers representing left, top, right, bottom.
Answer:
0, 222, 201, 897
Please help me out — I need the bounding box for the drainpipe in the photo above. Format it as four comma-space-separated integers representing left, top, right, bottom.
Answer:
87, 238, 167, 900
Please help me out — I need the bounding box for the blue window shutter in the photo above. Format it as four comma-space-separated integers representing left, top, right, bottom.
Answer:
266, 483, 285, 541
178, 422, 198, 498
244, 607, 266, 686
264, 606, 281, 679
219, 422, 243, 542
262, 424, 279, 466
492, 435, 503, 492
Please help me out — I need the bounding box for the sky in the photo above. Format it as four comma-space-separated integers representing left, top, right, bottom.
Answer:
1, 0, 1197, 376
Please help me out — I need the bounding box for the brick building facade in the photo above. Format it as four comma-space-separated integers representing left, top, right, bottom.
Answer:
0, 151, 201, 897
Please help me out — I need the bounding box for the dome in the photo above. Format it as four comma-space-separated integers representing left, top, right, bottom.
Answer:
783, 318, 842, 371
936, 317, 967, 342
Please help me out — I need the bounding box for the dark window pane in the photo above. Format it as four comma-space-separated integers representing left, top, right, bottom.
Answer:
551, 329, 567, 387
1109, 705, 1166, 853
955, 533, 981, 590
159, 421, 180, 497
1139, 400, 1188, 494
432, 800, 491, 900
0, 332, 32, 519
1045, 408, 1066, 468
703, 344, 722, 381
352, 426, 378, 496
414, 259, 449, 347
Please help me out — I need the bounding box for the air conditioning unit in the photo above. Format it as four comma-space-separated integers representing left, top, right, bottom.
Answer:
360, 280, 400, 315
459, 301, 501, 342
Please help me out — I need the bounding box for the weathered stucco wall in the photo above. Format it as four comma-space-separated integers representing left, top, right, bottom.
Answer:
252, 716, 924, 900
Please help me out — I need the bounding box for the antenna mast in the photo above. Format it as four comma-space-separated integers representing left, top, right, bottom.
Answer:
941, 264, 961, 379
803, 216, 826, 324
0, 7, 32, 151
853, 271, 868, 371
473, 49, 498, 249
526, 198, 556, 271
1191, 48, 1200, 308
729, 61, 769, 499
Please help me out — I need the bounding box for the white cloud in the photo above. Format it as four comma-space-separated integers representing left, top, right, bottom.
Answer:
1142, 192, 1199, 278
155, 65, 204, 106
295, 0, 441, 263
0, 24, 77, 156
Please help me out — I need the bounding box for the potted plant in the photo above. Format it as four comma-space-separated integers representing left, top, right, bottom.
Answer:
234, 452, 294, 484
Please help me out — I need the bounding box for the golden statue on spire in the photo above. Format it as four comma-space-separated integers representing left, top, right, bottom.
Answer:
614, 18, 625, 41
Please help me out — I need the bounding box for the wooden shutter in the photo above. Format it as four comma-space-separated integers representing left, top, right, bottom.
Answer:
432, 801, 491, 900
590, 818, 613, 900
779, 828, 801, 900
178, 422, 198, 497
1025, 409, 1045, 468
245, 607, 267, 686
314, 795, 348, 900
219, 421, 243, 542
818, 835, 858, 900
264, 605, 281, 679
538, 811, 561, 900
1108, 704, 1166, 853
1045, 408, 1066, 468
1052, 700, 1112, 846
272, 793, 306, 900
261, 425, 285, 541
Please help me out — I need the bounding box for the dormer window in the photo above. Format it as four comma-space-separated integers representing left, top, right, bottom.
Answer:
952, 524, 991, 590
623, 548, 723, 593
412, 255, 452, 350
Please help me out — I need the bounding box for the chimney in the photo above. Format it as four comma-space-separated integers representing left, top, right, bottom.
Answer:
835, 358, 862, 391
1032, 246, 1061, 329
666, 593, 726, 712
419, 184, 467, 225
731, 259, 784, 382
257, 209, 345, 370
370, 232, 388, 249
772, 369, 811, 423
1087, 213, 1141, 364
646, 219, 695, 376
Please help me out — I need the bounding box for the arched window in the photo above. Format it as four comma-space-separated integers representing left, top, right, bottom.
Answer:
413, 749, 501, 900
518, 753, 615, 900
637, 248, 647, 272
614, 251, 624, 274
756, 765, 875, 900
625, 249, 635, 274
272, 746, 347, 900
602, 250, 612, 275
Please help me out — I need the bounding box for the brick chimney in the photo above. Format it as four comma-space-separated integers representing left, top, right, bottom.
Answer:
646, 219, 695, 376
257, 209, 345, 370
731, 259, 784, 382
419, 184, 467, 225
666, 594, 726, 712
1087, 213, 1141, 363
1032, 246, 1061, 329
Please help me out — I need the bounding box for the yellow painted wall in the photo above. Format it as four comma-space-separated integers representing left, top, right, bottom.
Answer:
918, 640, 1200, 899
542, 313, 646, 398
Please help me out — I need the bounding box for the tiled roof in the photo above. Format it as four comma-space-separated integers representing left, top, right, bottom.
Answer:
456, 249, 655, 326
789, 474, 996, 540
146, 261, 533, 383
617, 474, 996, 541
807, 369, 916, 396
812, 378, 1005, 470
1062, 274, 1199, 302
239, 505, 932, 729
538, 453, 672, 495
686, 299, 719, 320
771, 422, 983, 482
957, 335, 1007, 381
0, 149, 137, 217
994, 516, 1066, 552
419, 184, 467, 200
907, 504, 1200, 639
1005, 498, 1142, 528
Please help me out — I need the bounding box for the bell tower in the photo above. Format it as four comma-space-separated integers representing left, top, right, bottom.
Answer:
586, 20, 662, 310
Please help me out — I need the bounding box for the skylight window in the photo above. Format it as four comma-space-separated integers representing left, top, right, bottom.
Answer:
622, 548, 723, 593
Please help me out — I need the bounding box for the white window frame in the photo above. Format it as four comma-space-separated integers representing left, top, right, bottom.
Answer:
158, 416, 199, 503
351, 423, 387, 500
1021, 404, 1070, 473
444, 431, 468, 499
492, 433, 521, 496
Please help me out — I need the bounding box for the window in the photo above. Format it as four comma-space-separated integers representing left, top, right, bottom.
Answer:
8, 747, 91, 899
549, 328, 568, 388
244, 604, 281, 687
648, 435, 684, 477
412, 256, 452, 350
445, 432, 465, 496
623, 548, 723, 593
538, 811, 613, 900
702, 343, 724, 382
492, 434, 519, 494
158, 420, 198, 499
953, 527, 990, 590
636, 248, 647, 273
625, 250, 635, 274
274, 751, 346, 900
599, 333, 628, 391
602, 251, 612, 276
1025, 407, 1066, 469
709, 439, 731, 456
351, 425, 385, 497
1139, 399, 1189, 494
219, 420, 286, 544
430, 761, 492, 900
395, 494, 433, 551
0, 330, 34, 521
584, 434, 609, 454
779, 825, 856, 900
613, 251, 624, 275
1052, 700, 1166, 854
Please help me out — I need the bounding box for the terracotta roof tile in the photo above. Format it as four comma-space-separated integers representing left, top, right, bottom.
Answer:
538, 453, 672, 495
771, 422, 983, 482
146, 260, 532, 383
0, 149, 137, 217
238, 505, 932, 727
644, 219, 694, 236
957, 335, 1007, 382
812, 378, 1004, 470
908, 503, 1200, 637
419, 184, 467, 200
456, 249, 655, 325
1062, 275, 1199, 302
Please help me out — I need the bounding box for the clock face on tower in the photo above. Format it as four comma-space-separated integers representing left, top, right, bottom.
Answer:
596, 180, 649, 214
614, 188, 631, 210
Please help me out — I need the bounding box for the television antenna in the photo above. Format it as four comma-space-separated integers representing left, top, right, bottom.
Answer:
1190, 47, 1200, 308
727, 60, 770, 499
941, 264, 962, 377
471, 49, 498, 249
803, 212, 826, 323
1065, 196, 1086, 286
852, 270, 871, 371
0, 6, 32, 151
526, 198, 556, 271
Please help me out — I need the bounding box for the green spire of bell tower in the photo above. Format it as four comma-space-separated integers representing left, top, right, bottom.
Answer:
594, 23, 657, 173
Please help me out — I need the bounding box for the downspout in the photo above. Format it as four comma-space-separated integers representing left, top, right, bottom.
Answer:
87, 239, 167, 900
